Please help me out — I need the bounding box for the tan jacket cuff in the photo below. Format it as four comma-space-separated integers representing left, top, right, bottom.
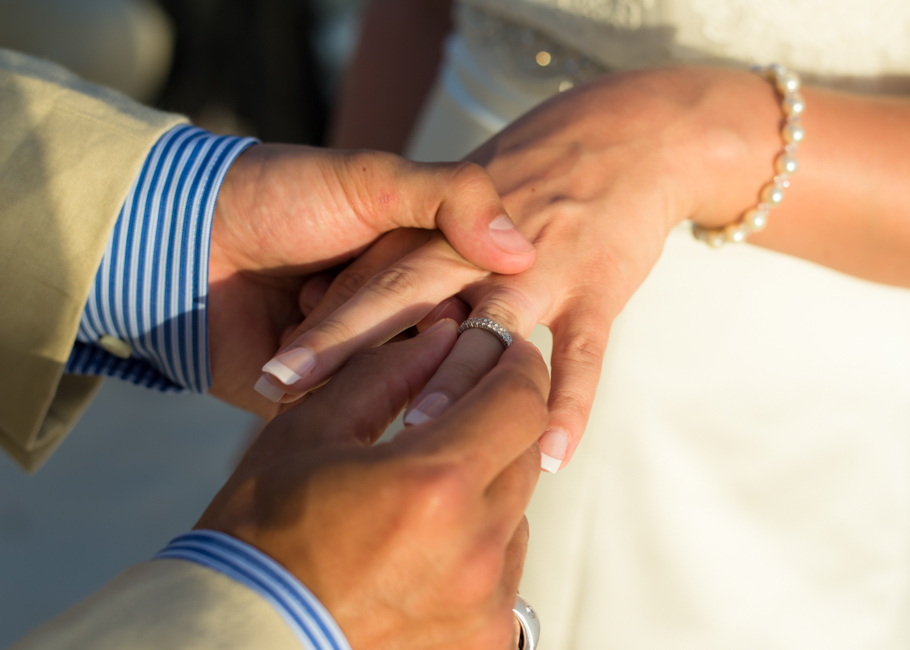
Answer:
10, 559, 303, 650
0, 49, 187, 470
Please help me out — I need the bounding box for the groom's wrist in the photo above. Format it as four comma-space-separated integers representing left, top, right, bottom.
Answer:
155, 530, 351, 650
65, 125, 257, 392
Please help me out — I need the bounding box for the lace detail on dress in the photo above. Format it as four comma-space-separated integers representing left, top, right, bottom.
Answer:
688, 0, 910, 78
464, 0, 654, 29
536, 0, 655, 28
462, 0, 910, 89
458, 3, 606, 92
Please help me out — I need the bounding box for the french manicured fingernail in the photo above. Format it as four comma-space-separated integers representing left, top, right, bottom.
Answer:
417, 317, 455, 337
404, 392, 452, 427
423, 299, 456, 327
489, 215, 533, 254
262, 347, 316, 386
254, 376, 286, 403
539, 427, 568, 473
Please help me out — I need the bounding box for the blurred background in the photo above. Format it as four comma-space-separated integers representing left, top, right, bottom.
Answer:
0, 0, 365, 644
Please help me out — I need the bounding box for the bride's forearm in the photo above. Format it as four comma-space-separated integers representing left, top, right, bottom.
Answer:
746, 85, 910, 287
642, 66, 910, 287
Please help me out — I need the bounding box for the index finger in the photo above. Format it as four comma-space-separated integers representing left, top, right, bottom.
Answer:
256, 236, 484, 403
540, 303, 610, 469
397, 340, 550, 485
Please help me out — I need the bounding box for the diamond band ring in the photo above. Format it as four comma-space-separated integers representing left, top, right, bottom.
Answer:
457, 317, 513, 348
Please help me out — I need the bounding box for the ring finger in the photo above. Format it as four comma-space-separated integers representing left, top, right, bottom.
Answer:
403, 294, 542, 429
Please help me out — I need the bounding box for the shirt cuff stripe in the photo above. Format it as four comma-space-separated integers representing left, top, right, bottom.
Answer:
68, 125, 257, 391
155, 531, 351, 650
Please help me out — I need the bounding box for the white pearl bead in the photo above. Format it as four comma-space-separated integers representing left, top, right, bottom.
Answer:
783, 123, 805, 144
776, 71, 801, 94
776, 153, 798, 175
761, 183, 785, 205
724, 223, 748, 243
782, 94, 805, 117
693, 65, 801, 248
707, 231, 726, 248
743, 208, 768, 231
768, 64, 786, 78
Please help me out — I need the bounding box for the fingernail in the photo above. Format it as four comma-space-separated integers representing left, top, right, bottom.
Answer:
262, 347, 316, 386
539, 427, 568, 473
254, 376, 286, 403
423, 299, 455, 326
404, 392, 452, 427
489, 215, 533, 254
417, 318, 455, 337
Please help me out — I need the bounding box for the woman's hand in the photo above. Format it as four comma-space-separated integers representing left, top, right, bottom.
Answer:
255, 67, 786, 464
260, 64, 910, 468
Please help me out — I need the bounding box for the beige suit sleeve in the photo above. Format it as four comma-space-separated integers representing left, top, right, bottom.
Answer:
0, 48, 186, 471
9, 559, 303, 649
0, 52, 306, 650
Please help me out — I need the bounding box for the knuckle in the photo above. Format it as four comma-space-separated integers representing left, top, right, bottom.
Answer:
360, 264, 421, 305
449, 160, 493, 189
439, 357, 486, 389
333, 267, 377, 301
314, 316, 357, 346
556, 330, 606, 370
402, 460, 471, 519
553, 386, 591, 421
476, 287, 534, 334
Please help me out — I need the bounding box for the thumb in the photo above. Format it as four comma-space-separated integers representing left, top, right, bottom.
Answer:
389, 159, 535, 275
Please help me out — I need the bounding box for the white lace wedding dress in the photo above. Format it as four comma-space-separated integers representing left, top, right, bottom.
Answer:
406, 2, 910, 648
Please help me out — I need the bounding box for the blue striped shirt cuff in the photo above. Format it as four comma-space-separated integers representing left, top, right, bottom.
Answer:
155, 531, 351, 650
66, 125, 258, 392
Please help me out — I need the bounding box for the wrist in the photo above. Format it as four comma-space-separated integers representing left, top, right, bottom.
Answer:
208, 143, 274, 280
70, 125, 256, 393
157, 531, 351, 650
568, 66, 783, 237
679, 66, 791, 232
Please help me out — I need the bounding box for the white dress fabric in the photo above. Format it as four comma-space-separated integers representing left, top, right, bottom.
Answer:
406, 2, 910, 648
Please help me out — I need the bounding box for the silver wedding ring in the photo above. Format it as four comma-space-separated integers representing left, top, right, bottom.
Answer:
457, 317, 513, 348
513, 595, 539, 650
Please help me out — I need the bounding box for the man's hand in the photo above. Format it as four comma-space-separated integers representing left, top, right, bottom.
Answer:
205, 145, 534, 416
196, 320, 549, 649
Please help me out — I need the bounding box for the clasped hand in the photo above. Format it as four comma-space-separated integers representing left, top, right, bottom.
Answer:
198, 321, 548, 649
252, 66, 786, 468
205, 143, 535, 416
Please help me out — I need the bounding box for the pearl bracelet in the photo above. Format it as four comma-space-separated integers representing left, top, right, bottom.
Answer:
692, 64, 804, 247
